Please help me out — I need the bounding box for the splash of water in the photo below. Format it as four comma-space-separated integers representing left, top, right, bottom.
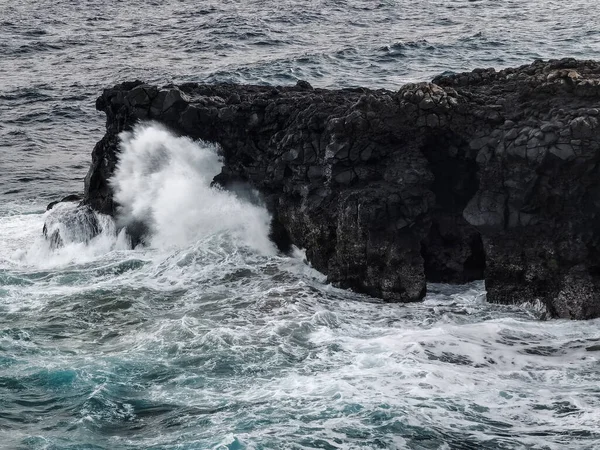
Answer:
43, 202, 103, 248
111, 123, 276, 254
14, 203, 129, 269
10, 123, 276, 269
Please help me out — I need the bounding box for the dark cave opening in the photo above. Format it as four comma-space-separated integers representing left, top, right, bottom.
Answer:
420, 133, 486, 283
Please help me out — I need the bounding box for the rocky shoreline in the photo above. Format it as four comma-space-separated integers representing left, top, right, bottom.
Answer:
80, 58, 600, 319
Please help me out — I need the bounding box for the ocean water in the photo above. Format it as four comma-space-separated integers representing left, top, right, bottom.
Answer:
1, 1, 600, 449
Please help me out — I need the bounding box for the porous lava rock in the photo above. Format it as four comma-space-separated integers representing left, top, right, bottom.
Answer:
84, 59, 600, 319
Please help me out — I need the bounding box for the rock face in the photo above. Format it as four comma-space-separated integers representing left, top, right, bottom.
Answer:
84, 59, 600, 319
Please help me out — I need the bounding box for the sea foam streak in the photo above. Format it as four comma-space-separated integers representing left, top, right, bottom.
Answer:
111, 123, 275, 254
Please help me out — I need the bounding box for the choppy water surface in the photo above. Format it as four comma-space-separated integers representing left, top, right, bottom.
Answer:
1, 1, 600, 448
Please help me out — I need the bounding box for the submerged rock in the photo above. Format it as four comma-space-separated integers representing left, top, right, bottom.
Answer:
84, 59, 600, 319
43, 203, 100, 249
43, 194, 88, 248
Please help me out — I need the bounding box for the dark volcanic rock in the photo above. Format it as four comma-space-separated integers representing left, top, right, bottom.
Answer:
46, 194, 82, 211
43, 194, 86, 248
84, 59, 600, 319
43, 203, 100, 249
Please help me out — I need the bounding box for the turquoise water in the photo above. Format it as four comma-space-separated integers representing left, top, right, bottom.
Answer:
2, 0, 600, 448
1, 129, 600, 449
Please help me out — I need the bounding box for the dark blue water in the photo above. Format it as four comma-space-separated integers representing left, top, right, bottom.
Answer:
1, 1, 600, 448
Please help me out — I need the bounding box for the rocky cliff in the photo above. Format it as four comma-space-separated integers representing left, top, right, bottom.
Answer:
84, 58, 600, 319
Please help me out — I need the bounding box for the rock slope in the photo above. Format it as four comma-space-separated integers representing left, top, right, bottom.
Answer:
84, 59, 600, 319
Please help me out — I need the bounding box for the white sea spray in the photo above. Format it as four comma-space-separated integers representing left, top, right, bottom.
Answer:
111, 123, 276, 255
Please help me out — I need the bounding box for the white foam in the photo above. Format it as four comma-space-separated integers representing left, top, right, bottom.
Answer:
111, 123, 276, 255
1, 128, 599, 449
12, 204, 130, 269
1, 123, 277, 272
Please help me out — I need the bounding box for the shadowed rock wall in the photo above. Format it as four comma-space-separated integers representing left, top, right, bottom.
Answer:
84, 59, 600, 319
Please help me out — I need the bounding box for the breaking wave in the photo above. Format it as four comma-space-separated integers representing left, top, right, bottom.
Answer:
112, 123, 276, 254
